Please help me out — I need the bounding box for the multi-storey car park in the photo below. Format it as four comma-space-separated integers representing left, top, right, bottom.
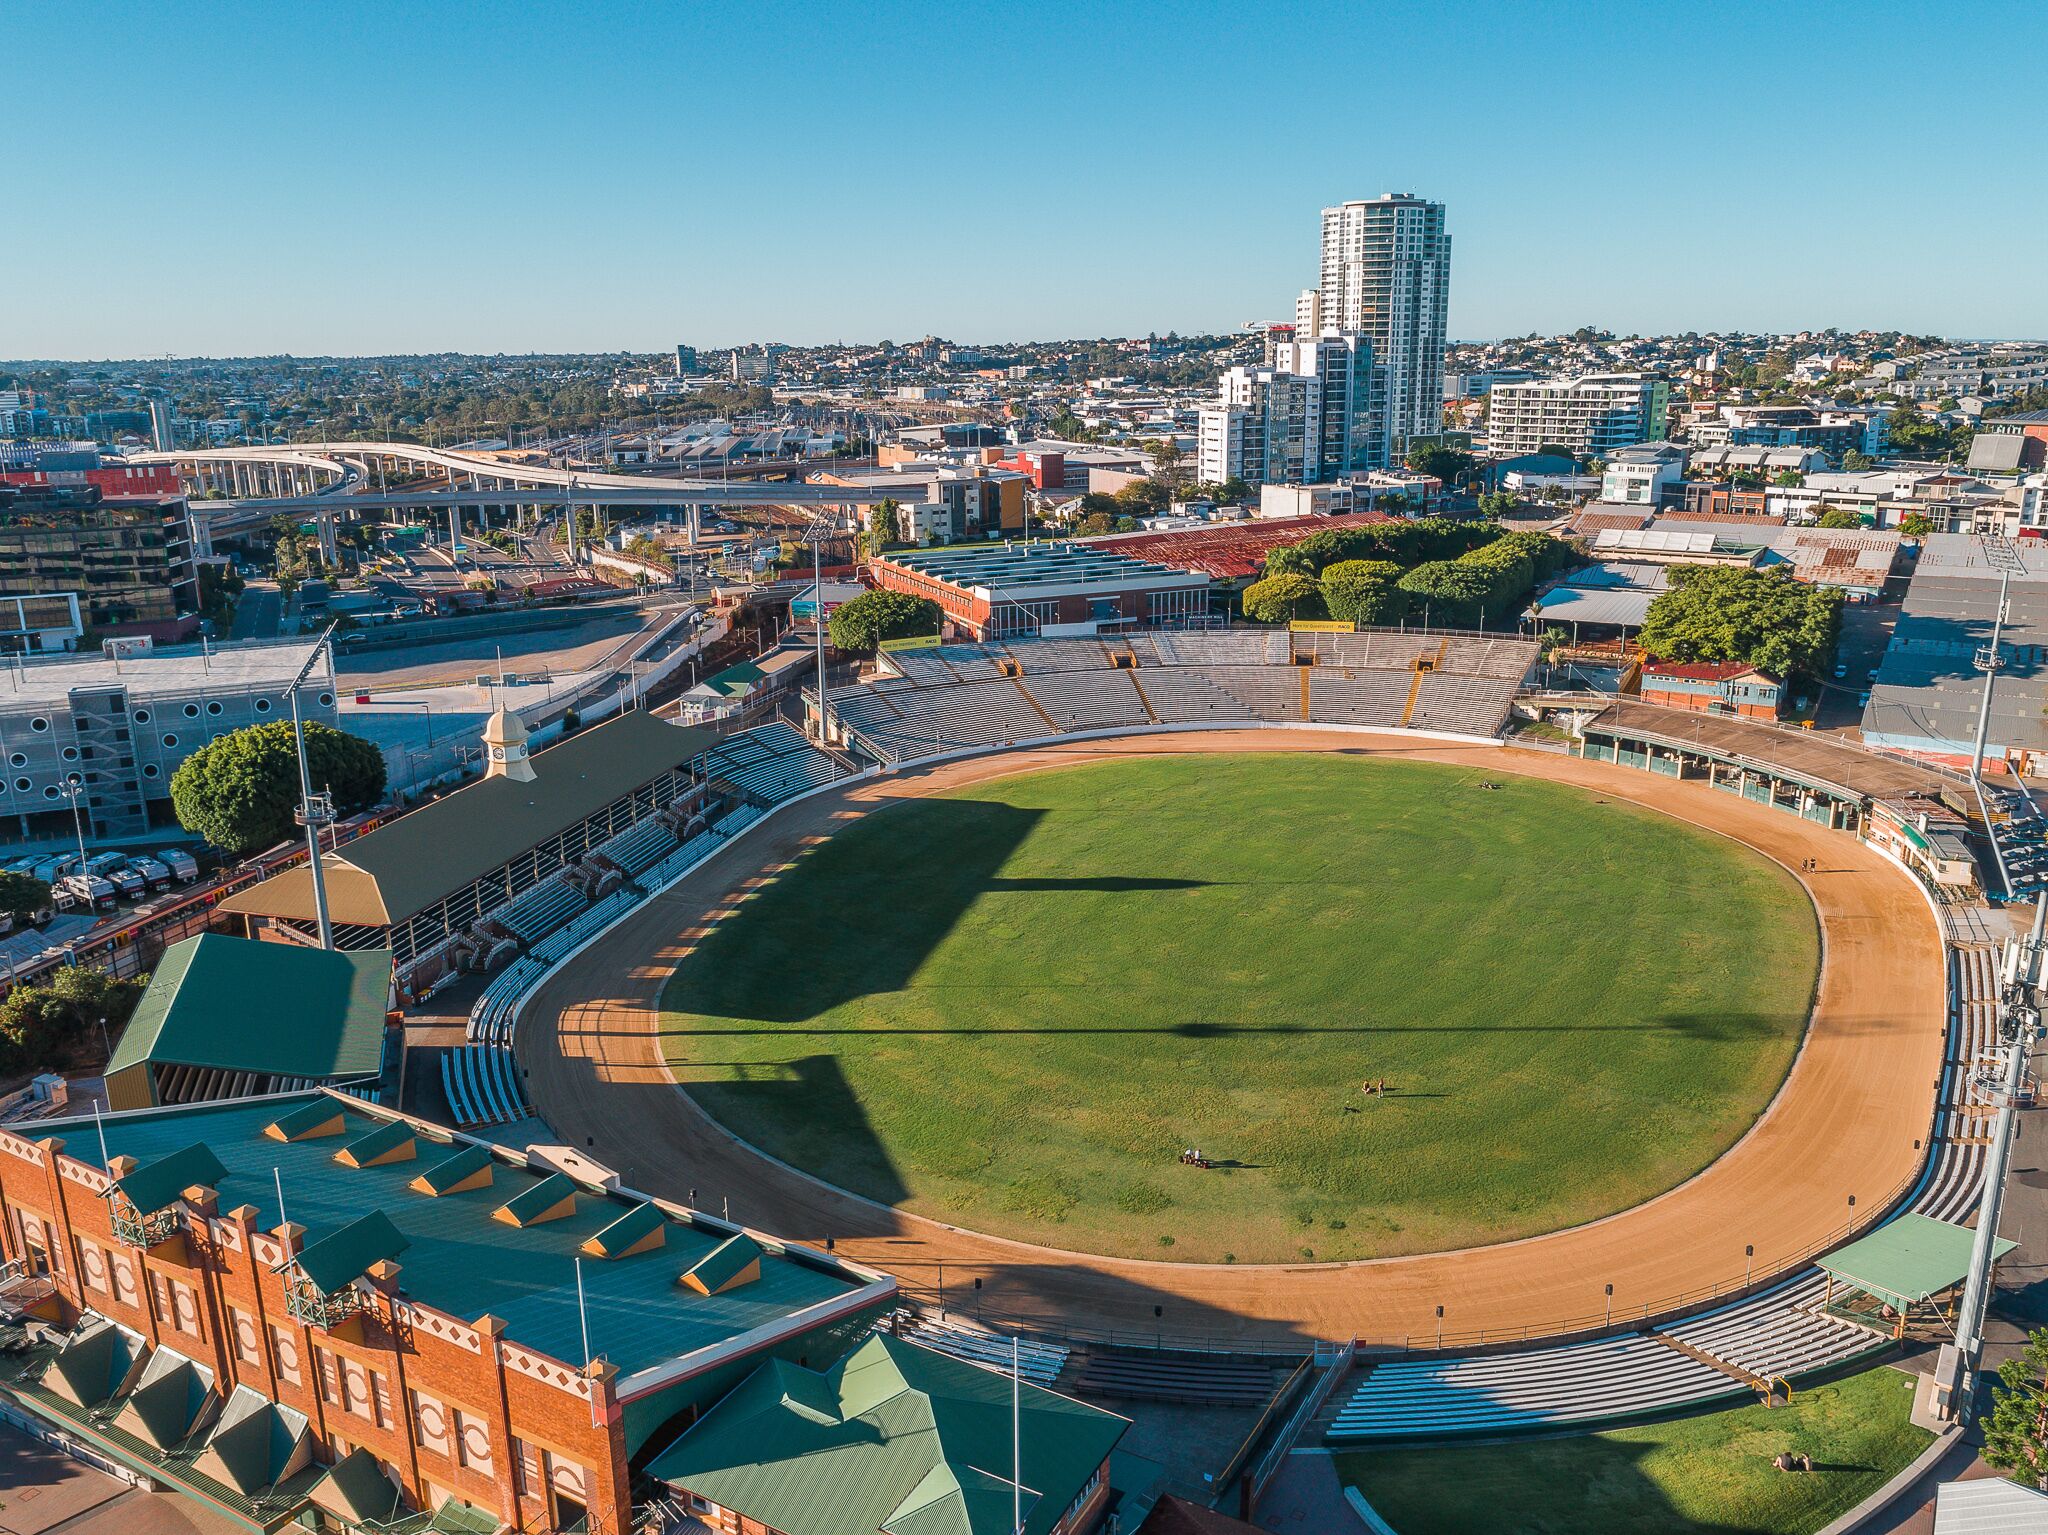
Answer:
0, 636, 336, 842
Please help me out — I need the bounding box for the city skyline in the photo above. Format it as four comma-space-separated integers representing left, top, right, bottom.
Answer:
9, 0, 2047, 357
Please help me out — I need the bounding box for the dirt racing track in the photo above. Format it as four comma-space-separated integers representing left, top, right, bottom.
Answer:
515, 729, 1947, 1349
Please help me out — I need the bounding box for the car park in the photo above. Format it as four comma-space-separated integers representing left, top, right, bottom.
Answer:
127, 856, 173, 891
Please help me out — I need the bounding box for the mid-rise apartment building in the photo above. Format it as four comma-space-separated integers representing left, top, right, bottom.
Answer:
1196, 334, 1377, 487
1486, 373, 1671, 458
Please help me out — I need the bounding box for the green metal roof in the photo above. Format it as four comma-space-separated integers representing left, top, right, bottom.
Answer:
339, 1119, 416, 1165
413, 1142, 493, 1195
51, 1094, 871, 1387
684, 1232, 762, 1293
116, 1141, 229, 1214
45, 1317, 147, 1408
1818, 1212, 2017, 1311
107, 934, 391, 1084
220, 713, 718, 927
267, 1099, 347, 1141
701, 661, 766, 697
649, 1334, 1127, 1535
118, 1347, 215, 1450
310, 1446, 407, 1525
195, 1385, 310, 1496
497, 1171, 577, 1226
586, 1200, 664, 1258
291, 1210, 410, 1296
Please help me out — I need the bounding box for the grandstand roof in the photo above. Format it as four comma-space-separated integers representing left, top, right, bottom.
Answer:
219, 713, 716, 927
1081, 513, 1394, 581
1584, 700, 1952, 801
43, 1092, 882, 1392
875, 543, 1209, 598
1817, 1213, 2014, 1311
649, 1333, 1127, 1535
106, 935, 391, 1083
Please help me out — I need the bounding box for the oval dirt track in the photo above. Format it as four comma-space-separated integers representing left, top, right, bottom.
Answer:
516, 729, 1945, 1348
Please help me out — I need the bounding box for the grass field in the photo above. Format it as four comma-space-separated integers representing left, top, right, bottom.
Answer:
659, 754, 1819, 1262
1336, 1365, 1932, 1535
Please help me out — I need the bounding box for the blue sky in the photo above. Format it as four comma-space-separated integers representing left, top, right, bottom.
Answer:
9, 0, 2043, 357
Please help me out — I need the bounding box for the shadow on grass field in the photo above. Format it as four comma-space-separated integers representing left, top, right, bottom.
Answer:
660, 754, 1822, 1262
1335, 1365, 1931, 1535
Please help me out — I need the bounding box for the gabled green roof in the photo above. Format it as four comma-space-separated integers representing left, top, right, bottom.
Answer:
194, 1385, 310, 1495
45, 1318, 147, 1409
337, 1119, 415, 1166
585, 1200, 664, 1258
650, 1334, 1127, 1535
310, 1446, 407, 1526
1818, 1212, 2017, 1311
292, 1209, 410, 1296
117, 1347, 216, 1450
116, 1142, 228, 1214
702, 661, 767, 697
267, 1099, 348, 1141
413, 1142, 493, 1195
107, 934, 391, 1083
683, 1232, 762, 1293
496, 1171, 577, 1226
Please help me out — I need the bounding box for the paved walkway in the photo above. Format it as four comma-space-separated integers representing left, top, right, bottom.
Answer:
1257, 1452, 1358, 1533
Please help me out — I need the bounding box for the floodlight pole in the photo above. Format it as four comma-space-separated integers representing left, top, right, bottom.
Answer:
290, 625, 339, 950
1967, 568, 2012, 780
1956, 892, 2048, 1421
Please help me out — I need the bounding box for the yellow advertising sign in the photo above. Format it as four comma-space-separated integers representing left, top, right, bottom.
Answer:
1289, 620, 1356, 633
880, 633, 943, 652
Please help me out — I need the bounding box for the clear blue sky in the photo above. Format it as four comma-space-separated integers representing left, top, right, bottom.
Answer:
10, 0, 2043, 358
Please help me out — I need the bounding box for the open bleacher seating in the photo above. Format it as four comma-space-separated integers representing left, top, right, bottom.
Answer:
1324, 935, 1996, 1443
702, 721, 843, 805
440, 1044, 530, 1128
884, 1313, 1070, 1389
597, 817, 680, 880
829, 628, 1538, 764
494, 878, 589, 945
1072, 1351, 1276, 1407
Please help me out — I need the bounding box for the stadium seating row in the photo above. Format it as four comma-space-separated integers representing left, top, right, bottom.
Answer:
882, 1312, 1071, 1389
597, 817, 681, 879
702, 721, 845, 805
1072, 1352, 1277, 1407
440, 1043, 529, 1129
1324, 938, 1996, 1442
494, 877, 589, 945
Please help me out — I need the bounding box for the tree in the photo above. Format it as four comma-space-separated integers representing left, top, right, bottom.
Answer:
1898, 511, 1935, 538
1842, 450, 1875, 471
863, 499, 900, 560
1240, 573, 1326, 624
1986, 1328, 2048, 1488
0, 871, 50, 923
1772, 470, 1806, 488
1637, 565, 1843, 679
170, 721, 388, 854
1476, 490, 1519, 520
1816, 508, 1864, 529
1406, 445, 1477, 485
1114, 478, 1171, 515
1143, 438, 1189, 493
827, 588, 942, 653
1321, 560, 1409, 626
0, 964, 150, 1076
1396, 560, 1496, 625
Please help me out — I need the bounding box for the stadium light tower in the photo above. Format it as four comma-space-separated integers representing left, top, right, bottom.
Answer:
290, 625, 339, 950
1951, 891, 2047, 1423
800, 511, 834, 746
1966, 537, 2025, 782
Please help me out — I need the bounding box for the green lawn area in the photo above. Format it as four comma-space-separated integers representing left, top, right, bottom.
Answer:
1337, 1365, 1932, 1535
659, 754, 1819, 1261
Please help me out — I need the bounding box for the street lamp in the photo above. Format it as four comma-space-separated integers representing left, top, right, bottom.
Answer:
57, 777, 90, 876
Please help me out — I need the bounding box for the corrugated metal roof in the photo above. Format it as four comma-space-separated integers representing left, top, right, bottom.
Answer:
107, 934, 391, 1084
221, 713, 717, 927
651, 1333, 1126, 1535
1815, 1213, 2013, 1311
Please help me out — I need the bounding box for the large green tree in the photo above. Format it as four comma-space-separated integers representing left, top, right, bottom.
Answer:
0, 964, 149, 1075
0, 871, 51, 923
1320, 560, 1409, 626
827, 589, 942, 653
1637, 565, 1842, 679
170, 721, 388, 854
1984, 1327, 2048, 1488
1240, 572, 1326, 624
1396, 560, 1498, 625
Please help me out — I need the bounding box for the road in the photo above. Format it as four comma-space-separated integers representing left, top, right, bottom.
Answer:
227, 581, 282, 641
517, 729, 1946, 1348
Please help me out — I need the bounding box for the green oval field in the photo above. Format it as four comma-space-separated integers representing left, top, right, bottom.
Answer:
659, 754, 1820, 1263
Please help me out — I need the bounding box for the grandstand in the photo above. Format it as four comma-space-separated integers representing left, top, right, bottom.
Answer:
1325, 940, 1999, 1442
823, 628, 1538, 763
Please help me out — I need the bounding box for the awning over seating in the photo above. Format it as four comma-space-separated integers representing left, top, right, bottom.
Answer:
1817, 1213, 2015, 1312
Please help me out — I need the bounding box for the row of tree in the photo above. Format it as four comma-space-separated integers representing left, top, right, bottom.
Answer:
0, 965, 148, 1078
1243, 524, 1579, 629
1637, 565, 1843, 680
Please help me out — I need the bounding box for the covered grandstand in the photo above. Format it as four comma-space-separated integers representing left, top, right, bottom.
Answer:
818, 628, 1540, 763
219, 712, 717, 989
